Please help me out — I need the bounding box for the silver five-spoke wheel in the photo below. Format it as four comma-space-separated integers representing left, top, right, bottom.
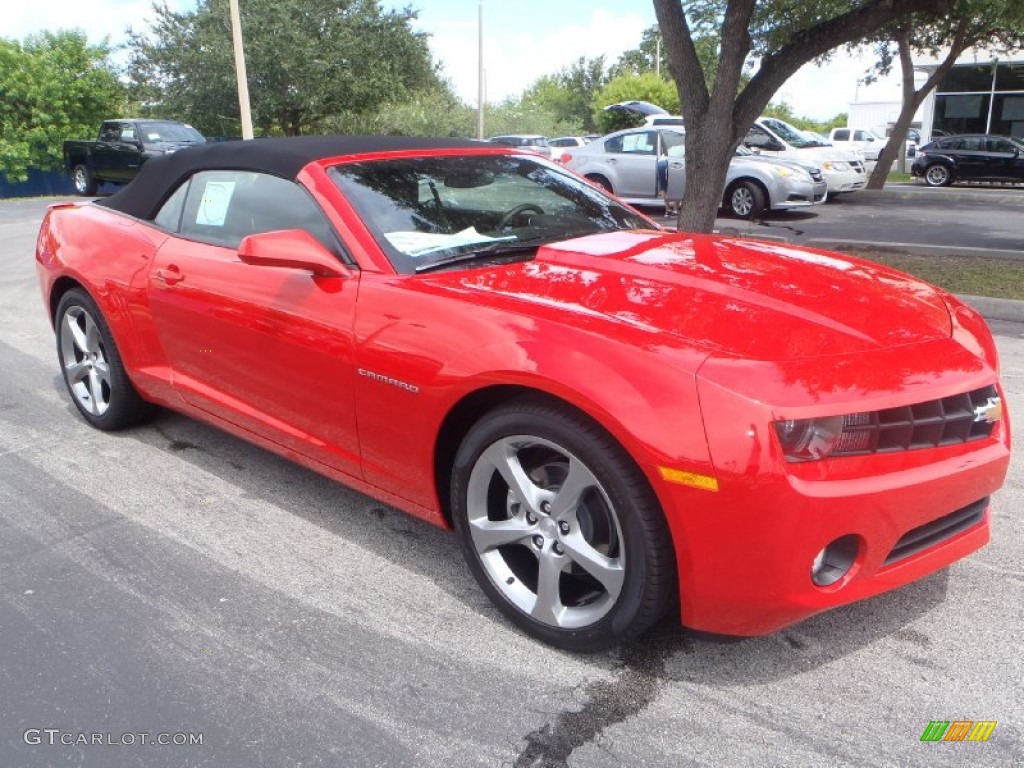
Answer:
60, 305, 112, 417
55, 289, 154, 430
466, 435, 625, 629
452, 398, 674, 651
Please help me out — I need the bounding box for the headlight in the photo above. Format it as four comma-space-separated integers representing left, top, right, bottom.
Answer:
822, 161, 850, 172
773, 166, 812, 181
774, 417, 844, 461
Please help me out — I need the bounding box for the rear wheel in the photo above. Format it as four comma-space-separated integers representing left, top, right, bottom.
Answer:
726, 180, 766, 218
451, 398, 675, 651
585, 175, 613, 194
923, 164, 952, 187
72, 164, 97, 196
55, 289, 155, 430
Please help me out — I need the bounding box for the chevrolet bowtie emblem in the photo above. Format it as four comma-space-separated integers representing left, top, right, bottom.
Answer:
973, 396, 1002, 424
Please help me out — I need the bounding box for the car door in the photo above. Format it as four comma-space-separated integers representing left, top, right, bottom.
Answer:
602, 130, 659, 198
983, 136, 1024, 180
948, 136, 989, 179
146, 169, 363, 478
92, 122, 127, 181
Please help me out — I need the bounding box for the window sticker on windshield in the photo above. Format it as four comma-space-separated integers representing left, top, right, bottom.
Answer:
384, 227, 515, 256
147, 133, 162, 140
195, 181, 236, 227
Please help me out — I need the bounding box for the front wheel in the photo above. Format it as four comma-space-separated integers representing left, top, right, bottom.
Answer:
923, 164, 952, 187
726, 180, 766, 218
55, 289, 155, 430
451, 398, 675, 651
72, 164, 97, 196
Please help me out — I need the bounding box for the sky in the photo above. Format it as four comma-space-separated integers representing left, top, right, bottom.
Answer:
5, 0, 907, 121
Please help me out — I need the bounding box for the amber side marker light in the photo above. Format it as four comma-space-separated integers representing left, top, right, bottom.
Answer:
657, 466, 719, 492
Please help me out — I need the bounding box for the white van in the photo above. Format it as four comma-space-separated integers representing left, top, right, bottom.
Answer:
744, 117, 866, 196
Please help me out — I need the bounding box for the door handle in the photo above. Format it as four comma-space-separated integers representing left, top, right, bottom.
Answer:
155, 266, 185, 285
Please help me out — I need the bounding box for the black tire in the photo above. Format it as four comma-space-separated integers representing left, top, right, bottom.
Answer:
72, 164, 97, 196
725, 180, 767, 218
923, 163, 952, 187
585, 174, 613, 194
55, 288, 155, 430
451, 397, 675, 651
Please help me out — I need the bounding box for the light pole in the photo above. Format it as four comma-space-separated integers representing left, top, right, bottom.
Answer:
477, 0, 484, 140
229, 0, 254, 139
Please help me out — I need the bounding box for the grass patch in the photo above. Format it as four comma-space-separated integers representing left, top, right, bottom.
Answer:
886, 171, 914, 183
837, 246, 1024, 300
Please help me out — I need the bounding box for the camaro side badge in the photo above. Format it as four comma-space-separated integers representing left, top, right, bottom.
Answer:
358, 368, 420, 394
973, 396, 1002, 424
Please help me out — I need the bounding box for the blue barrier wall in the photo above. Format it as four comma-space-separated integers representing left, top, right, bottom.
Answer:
0, 168, 76, 199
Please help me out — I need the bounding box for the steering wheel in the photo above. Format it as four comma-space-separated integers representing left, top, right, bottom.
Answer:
497, 203, 544, 229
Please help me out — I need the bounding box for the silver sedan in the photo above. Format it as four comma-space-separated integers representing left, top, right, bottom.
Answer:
563, 126, 827, 217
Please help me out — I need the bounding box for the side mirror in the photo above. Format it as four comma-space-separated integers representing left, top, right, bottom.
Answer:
766, 138, 786, 152
238, 229, 352, 278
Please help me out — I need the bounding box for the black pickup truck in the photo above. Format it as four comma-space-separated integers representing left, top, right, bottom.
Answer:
64, 119, 206, 195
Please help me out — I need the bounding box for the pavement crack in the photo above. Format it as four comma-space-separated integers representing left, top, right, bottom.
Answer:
513, 638, 676, 768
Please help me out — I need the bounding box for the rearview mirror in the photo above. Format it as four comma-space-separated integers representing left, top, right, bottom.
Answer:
238, 229, 352, 278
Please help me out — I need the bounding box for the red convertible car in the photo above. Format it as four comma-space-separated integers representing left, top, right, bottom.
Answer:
36, 136, 1011, 651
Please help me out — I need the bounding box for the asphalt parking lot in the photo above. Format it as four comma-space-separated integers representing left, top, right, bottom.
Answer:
1, 197, 1022, 767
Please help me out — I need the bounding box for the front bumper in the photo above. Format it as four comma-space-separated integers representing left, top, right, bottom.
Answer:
659, 340, 1010, 636
772, 178, 828, 209
822, 164, 866, 193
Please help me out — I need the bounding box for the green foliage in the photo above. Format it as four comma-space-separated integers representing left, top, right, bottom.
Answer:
0, 32, 125, 181
126, 0, 445, 137
483, 98, 582, 139
761, 103, 846, 133
326, 86, 476, 137
591, 72, 680, 132
518, 57, 607, 133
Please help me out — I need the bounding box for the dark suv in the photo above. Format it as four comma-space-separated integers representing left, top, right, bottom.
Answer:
911, 134, 1024, 187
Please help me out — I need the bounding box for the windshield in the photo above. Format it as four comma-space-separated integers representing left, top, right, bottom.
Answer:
329, 154, 651, 274
139, 122, 205, 143
761, 118, 818, 148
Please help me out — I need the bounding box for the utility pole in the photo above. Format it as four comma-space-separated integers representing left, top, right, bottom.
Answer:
229, 0, 254, 139
477, 0, 484, 140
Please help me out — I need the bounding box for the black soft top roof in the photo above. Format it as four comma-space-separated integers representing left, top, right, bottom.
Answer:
97, 134, 485, 220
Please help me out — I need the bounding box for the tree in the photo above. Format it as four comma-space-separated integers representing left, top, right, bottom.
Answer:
0, 32, 124, 181
126, 0, 443, 137
653, 0, 954, 233
518, 57, 608, 133
863, 2, 1024, 189
591, 72, 681, 132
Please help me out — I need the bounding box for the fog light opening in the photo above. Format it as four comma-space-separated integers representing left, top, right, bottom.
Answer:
810, 535, 860, 587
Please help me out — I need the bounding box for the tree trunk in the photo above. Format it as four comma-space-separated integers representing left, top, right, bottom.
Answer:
866, 23, 969, 189
675, 118, 738, 232
653, 0, 954, 231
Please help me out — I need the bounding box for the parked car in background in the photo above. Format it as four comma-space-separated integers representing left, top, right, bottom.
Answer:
487, 135, 552, 158
562, 126, 826, 217
744, 117, 866, 195
36, 135, 1009, 651
829, 127, 888, 162
64, 119, 206, 195
548, 136, 592, 161
911, 134, 1024, 186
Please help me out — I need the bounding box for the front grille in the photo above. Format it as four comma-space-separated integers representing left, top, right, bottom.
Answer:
851, 161, 865, 174
832, 385, 1000, 457
884, 497, 988, 565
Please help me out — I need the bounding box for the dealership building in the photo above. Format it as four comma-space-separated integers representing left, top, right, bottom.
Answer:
848, 57, 1024, 142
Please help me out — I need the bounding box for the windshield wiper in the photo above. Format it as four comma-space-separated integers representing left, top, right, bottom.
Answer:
415, 240, 542, 273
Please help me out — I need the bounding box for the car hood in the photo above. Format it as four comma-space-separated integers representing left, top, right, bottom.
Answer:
431, 231, 952, 362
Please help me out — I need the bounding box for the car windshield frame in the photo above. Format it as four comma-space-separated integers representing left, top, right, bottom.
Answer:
327, 153, 652, 275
